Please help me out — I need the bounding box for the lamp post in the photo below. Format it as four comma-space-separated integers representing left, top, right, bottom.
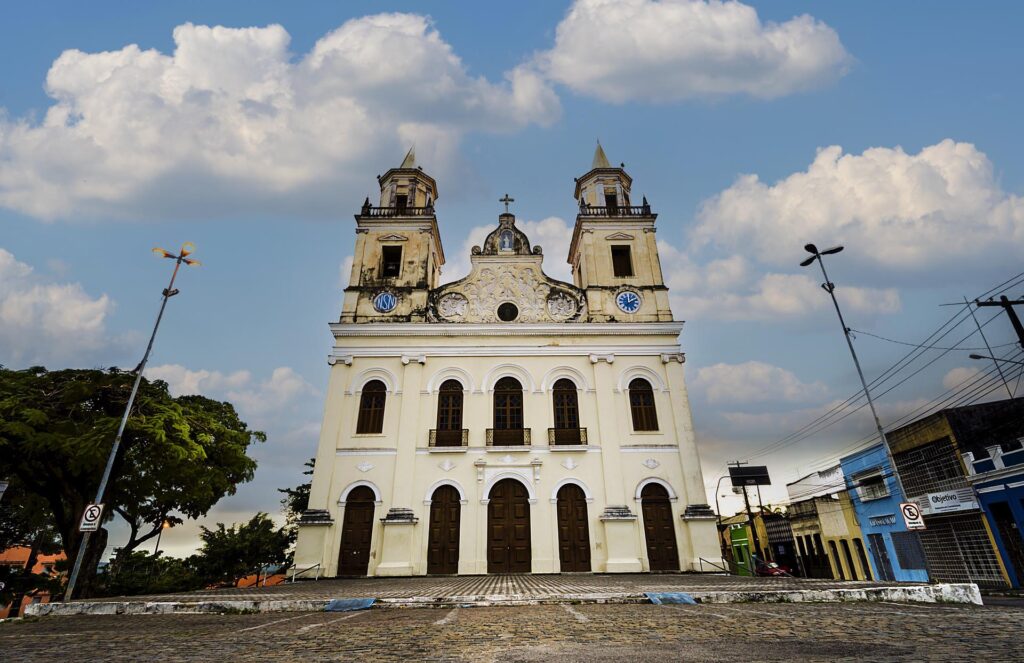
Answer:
153, 520, 172, 556
64, 243, 200, 602
800, 243, 909, 500
969, 353, 1024, 367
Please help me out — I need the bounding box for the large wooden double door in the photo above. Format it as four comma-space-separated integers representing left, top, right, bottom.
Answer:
338, 487, 375, 576
487, 479, 532, 573
427, 485, 461, 575
556, 484, 591, 572
641, 483, 680, 571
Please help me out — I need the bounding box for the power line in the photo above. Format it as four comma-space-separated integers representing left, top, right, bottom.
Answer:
847, 328, 1018, 352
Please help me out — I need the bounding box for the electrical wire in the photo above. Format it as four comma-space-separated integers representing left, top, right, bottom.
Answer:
846, 328, 1019, 352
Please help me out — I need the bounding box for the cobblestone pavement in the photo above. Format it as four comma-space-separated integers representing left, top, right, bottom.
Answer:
86, 573, 911, 602
3, 601, 1022, 662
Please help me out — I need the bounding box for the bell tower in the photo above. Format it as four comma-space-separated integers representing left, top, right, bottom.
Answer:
341, 147, 445, 323
569, 143, 673, 322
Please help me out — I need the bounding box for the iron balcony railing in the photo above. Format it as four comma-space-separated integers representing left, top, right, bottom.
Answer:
548, 427, 587, 446
486, 428, 531, 446
578, 204, 651, 217
429, 429, 469, 448
360, 204, 435, 218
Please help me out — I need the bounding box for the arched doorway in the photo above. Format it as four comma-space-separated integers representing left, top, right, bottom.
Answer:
427, 485, 461, 575
338, 486, 375, 576
556, 484, 591, 572
640, 483, 680, 571
487, 478, 531, 573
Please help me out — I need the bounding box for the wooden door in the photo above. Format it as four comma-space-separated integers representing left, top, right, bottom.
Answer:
338, 487, 375, 576
427, 485, 461, 575
641, 483, 680, 571
556, 484, 591, 572
487, 479, 532, 573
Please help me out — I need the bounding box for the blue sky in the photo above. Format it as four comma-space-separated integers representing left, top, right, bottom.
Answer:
3, 1, 1023, 555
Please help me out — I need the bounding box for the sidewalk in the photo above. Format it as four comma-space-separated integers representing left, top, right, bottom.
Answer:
26, 573, 982, 617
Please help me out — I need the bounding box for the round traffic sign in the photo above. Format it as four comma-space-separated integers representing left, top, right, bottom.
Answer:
83, 504, 102, 524
901, 503, 920, 520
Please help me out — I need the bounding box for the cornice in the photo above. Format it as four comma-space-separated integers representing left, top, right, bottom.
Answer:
329, 321, 684, 338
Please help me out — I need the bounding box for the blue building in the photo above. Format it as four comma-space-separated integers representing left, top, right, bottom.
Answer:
840, 444, 929, 583
966, 441, 1024, 588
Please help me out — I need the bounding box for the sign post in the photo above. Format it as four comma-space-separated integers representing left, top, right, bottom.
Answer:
900, 502, 926, 531
78, 503, 105, 533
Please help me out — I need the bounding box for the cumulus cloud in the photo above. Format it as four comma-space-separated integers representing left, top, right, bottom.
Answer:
659, 243, 901, 321
693, 361, 826, 404
538, 0, 850, 103
0, 247, 117, 365
441, 216, 574, 284
147, 364, 317, 420
942, 366, 984, 391
0, 15, 560, 221
693, 140, 1024, 271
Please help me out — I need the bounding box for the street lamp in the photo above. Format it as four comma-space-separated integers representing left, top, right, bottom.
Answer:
153, 520, 172, 556
800, 243, 910, 500
969, 353, 1024, 367
64, 243, 200, 602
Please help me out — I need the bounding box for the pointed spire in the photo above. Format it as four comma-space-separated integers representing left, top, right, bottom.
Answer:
592, 140, 611, 169
400, 145, 416, 168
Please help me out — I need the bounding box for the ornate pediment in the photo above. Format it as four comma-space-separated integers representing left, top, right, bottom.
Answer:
378, 233, 409, 242
604, 232, 635, 240
429, 214, 586, 323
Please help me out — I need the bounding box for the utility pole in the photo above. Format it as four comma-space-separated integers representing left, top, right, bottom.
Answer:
64, 243, 199, 602
976, 295, 1024, 350
729, 461, 762, 571
963, 296, 1013, 398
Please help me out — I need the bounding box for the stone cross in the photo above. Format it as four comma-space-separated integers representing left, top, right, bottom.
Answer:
500, 193, 515, 213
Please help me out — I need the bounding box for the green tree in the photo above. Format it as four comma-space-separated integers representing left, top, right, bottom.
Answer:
278, 458, 314, 527
0, 479, 63, 614
197, 513, 292, 587
0, 366, 264, 598
96, 551, 205, 597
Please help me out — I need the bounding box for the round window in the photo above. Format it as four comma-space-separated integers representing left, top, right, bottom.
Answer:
497, 302, 519, 322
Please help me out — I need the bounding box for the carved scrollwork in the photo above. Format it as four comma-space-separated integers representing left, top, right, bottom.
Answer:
438, 293, 468, 318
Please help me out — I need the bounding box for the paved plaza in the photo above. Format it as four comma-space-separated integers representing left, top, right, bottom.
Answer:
3, 601, 1022, 662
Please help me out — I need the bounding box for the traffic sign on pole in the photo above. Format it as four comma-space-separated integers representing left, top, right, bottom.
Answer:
79, 503, 105, 532
900, 502, 926, 531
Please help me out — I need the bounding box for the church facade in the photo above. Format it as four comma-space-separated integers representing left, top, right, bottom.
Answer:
294, 146, 721, 576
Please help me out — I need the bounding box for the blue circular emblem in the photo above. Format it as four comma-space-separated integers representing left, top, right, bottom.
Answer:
616, 291, 641, 314
373, 291, 397, 313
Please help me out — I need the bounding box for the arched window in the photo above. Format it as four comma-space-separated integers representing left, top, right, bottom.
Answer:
356, 380, 386, 434
628, 378, 658, 431
434, 379, 464, 446
551, 378, 582, 445
492, 377, 525, 445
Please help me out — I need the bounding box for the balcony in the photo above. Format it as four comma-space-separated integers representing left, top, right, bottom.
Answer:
548, 428, 588, 446
360, 203, 435, 218
429, 429, 468, 449
578, 204, 651, 217
486, 428, 531, 447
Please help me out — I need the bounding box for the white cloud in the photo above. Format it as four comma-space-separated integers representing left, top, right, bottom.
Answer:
147, 364, 316, 420
694, 361, 826, 404
441, 216, 574, 284
659, 244, 901, 321
693, 140, 1024, 271
0, 15, 560, 221
538, 0, 850, 103
942, 366, 983, 390
0, 247, 116, 365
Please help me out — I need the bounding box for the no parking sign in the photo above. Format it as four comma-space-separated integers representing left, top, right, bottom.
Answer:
79, 503, 104, 532
900, 502, 926, 531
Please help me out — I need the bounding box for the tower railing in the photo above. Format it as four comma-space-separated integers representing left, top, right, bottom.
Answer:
578, 204, 651, 217
360, 204, 435, 217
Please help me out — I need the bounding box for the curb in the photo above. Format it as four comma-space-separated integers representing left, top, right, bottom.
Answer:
23, 583, 980, 617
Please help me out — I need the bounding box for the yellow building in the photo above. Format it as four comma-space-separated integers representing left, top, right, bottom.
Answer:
294, 146, 721, 576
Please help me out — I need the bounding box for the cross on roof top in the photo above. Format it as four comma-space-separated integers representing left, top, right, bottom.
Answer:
499, 193, 515, 213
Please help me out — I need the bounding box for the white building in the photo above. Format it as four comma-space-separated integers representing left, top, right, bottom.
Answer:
294, 146, 720, 576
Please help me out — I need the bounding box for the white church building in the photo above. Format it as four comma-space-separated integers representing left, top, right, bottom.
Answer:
294, 146, 720, 576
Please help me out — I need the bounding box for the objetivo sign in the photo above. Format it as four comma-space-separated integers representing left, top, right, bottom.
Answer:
919, 488, 978, 516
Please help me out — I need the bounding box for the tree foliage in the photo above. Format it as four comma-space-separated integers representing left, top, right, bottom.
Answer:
197, 513, 292, 586
278, 458, 314, 527
0, 366, 264, 597
96, 551, 205, 597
